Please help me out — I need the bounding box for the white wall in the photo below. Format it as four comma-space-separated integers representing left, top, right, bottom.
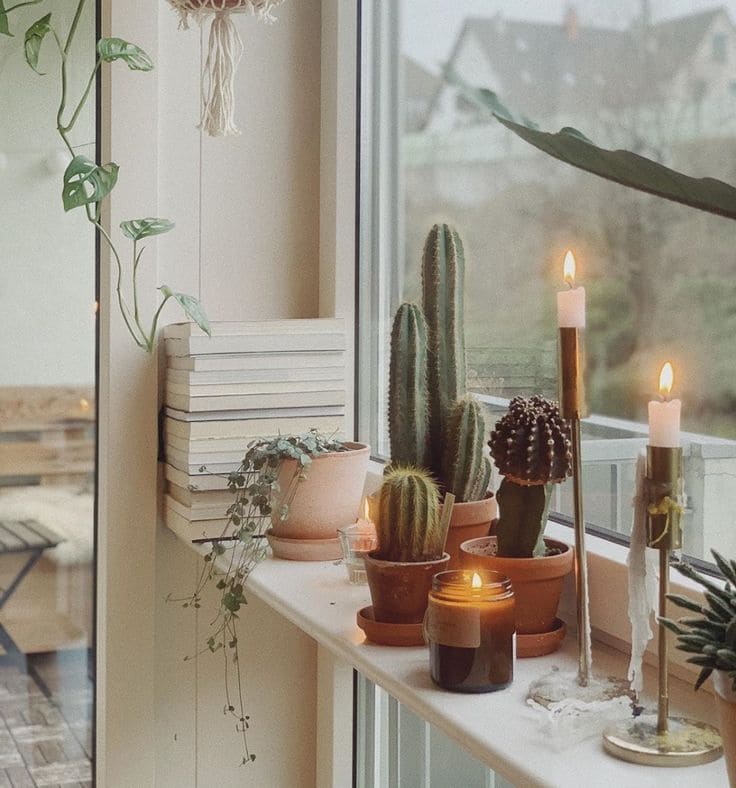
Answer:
153, 2, 323, 786
0, 0, 95, 385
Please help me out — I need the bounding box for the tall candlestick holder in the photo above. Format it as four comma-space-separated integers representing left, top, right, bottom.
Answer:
602, 447, 722, 765
529, 328, 630, 706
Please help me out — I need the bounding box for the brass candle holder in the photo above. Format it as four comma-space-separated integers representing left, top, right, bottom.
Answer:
559, 326, 592, 686
603, 446, 722, 766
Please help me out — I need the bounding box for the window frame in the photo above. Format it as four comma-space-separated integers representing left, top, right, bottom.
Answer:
353, 0, 720, 682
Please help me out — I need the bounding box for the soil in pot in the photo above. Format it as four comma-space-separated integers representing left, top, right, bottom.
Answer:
364, 552, 450, 625
460, 536, 573, 656
444, 493, 496, 569
270, 442, 370, 542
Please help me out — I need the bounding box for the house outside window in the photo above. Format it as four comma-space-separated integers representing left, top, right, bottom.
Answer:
358, 2, 736, 568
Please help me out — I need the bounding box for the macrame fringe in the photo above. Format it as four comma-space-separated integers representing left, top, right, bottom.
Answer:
200, 12, 244, 137
167, 0, 285, 137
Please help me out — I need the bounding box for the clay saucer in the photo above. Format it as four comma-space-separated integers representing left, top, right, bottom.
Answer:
266, 528, 342, 561
517, 618, 567, 658
357, 606, 426, 647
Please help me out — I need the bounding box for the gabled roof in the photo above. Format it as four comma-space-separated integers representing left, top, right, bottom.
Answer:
443, 7, 731, 122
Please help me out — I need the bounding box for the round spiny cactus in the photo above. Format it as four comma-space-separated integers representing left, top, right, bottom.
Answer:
489, 395, 572, 486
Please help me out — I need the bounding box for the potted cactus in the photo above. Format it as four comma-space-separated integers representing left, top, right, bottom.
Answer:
387, 224, 495, 568
363, 467, 450, 628
460, 396, 574, 657
663, 552, 736, 784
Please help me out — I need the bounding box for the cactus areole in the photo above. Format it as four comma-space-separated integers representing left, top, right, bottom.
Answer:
489, 396, 573, 558
387, 224, 490, 504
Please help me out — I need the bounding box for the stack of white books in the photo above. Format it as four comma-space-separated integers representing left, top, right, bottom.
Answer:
162, 319, 347, 540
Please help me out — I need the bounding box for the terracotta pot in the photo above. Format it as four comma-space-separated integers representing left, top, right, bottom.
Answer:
444, 494, 496, 569
713, 671, 736, 786
270, 442, 370, 541
460, 536, 573, 636
364, 552, 450, 625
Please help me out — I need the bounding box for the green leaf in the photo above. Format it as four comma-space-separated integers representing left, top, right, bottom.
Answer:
24, 13, 51, 73
446, 70, 736, 221
120, 217, 174, 241
158, 286, 211, 336
97, 37, 153, 71
666, 594, 704, 615
0, 1, 10, 37
62, 155, 119, 212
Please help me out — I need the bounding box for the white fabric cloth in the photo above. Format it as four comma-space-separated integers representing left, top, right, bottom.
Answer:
627, 451, 659, 696
167, 0, 285, 137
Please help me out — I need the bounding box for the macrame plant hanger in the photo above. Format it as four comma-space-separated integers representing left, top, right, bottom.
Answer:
168, 0, 285, 137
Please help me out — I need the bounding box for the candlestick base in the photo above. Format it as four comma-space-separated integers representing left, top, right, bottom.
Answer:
529, 668, 634, 707
603, 714, 722, 767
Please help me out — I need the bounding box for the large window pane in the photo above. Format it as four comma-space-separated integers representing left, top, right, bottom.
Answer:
359, 1, 736, 563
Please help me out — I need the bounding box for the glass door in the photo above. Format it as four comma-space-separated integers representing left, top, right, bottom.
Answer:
0, 0, 97, 783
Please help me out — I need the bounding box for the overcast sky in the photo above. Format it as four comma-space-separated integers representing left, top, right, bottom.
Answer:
404, 1, 736, 72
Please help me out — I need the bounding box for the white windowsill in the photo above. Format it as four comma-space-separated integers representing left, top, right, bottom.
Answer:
168, 523, 727, 788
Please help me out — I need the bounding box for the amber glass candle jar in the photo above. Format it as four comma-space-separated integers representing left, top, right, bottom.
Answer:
426, 570, 514, 693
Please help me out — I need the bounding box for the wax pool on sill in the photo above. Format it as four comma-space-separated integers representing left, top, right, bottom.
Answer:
426, 570, 515, 693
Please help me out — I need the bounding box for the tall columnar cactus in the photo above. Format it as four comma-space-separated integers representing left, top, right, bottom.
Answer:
422, 223, 466, 471
375, 467, 443, 563
388, 303, 431, 469
386, 224, 489, 503
489, 396, 572, 558
443, 397, 491, 503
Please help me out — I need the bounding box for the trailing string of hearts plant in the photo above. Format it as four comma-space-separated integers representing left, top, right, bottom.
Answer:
167, 0, 285, 137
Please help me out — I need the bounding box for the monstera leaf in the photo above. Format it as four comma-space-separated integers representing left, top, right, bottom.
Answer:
447, 68, 736, 221
62, 155, 119, 212
24, 12, 51, 73
120, 218, 174, 241
159, 286, 211, 336
0, 0, 43, 37
98, 38, 153, 71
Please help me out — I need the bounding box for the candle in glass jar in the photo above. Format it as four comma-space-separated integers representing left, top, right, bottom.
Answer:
426, 570, 514, 693
648, 362, 681, 448
556, 250, 586, 328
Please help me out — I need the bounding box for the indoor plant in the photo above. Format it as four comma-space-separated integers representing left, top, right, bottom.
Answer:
663, 551, 736, 783
4, 0, 209, 351
364, 466, 450, 625
461, 395, 574, 656
387, 223, 495, 567
172, 429, 364, 763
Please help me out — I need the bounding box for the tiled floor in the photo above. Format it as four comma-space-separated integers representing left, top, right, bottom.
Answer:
0, 653, 92, 787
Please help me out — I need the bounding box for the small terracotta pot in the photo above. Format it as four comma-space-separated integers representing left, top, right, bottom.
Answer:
364, 552, 450, 624
713, 671, 736, 786
460, 536, 573, 636
444, 494, 496, 569
270, 442, 370, 541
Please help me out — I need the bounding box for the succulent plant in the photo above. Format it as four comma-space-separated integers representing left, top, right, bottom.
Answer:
375, 467, 443, 563
489, 396, 572, 558
663, 551, 736, 692
387, 223, 489, 503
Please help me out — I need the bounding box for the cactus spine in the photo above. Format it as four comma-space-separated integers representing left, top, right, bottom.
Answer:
422, 224, 466, 472
376, 467, 443, 563
388, 303, 431, 469
386, 224, 489, 504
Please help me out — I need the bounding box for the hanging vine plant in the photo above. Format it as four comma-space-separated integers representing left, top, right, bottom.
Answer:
5, 0, 210, 351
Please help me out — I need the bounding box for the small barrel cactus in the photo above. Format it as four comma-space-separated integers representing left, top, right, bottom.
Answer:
489, 396, 572, 558
375, 467, 443, 563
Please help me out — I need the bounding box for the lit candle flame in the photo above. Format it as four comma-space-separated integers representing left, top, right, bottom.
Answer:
471, 572, 482, 589
563, 250, 576, 288
659, 362, 674, 398
363, 498, 370, 520
93, 301, 99, 315
79, 398, 90, 412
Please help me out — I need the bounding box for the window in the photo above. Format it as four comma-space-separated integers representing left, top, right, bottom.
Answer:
358, 2, 736, 565
713, 32, 728, 63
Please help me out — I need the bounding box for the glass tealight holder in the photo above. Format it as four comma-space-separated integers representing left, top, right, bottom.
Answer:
337, 523, 377, 585
426, 569, 515, 693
